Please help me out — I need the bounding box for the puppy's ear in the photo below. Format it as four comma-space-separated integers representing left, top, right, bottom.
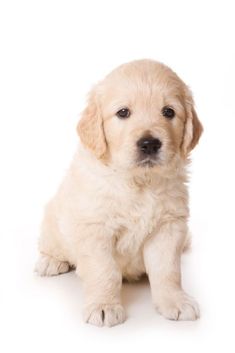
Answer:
181, 98, 203, 156
77, 90, 107, 159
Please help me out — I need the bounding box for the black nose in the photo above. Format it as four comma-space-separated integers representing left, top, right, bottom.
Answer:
137, 137, 162, 155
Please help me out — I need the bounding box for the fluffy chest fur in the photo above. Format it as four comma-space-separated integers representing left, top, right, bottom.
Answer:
108, 184, 159, 255
57, 149, 189, 276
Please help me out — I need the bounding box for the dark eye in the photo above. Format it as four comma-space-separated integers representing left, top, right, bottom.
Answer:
116, 108, 130, 119
162, 106, 175, 119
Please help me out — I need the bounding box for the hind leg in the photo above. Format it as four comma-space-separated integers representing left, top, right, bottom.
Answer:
35, 254, 70, 276
35, 201, 71, 276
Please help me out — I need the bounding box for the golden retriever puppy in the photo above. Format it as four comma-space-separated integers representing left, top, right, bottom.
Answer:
35, 59, 203, 327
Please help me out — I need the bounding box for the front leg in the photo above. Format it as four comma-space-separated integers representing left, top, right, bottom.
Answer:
144, 220, 199, 321
76, 226, 125, 327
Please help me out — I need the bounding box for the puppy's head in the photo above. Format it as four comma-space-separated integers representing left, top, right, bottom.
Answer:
77, 60, 203, 170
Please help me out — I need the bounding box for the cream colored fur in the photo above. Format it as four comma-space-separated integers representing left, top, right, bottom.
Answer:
35, 59, 203, 327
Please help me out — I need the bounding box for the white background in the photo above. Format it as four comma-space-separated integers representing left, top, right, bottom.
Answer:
0, 0, 235, 352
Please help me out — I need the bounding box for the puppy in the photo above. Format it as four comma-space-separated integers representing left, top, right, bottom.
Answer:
35, 59, 203, 327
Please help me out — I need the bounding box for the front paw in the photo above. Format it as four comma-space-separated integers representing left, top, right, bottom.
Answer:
83, 303, 126, 327
155, 290, 200, 321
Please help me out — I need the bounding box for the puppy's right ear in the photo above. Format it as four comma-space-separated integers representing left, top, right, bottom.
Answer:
77, 90, 107, 159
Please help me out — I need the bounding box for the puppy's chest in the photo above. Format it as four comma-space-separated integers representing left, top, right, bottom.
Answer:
108, 188, 160, 255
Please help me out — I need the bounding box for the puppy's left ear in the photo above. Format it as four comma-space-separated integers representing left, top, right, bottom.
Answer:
77, 89, 107, 159
181, 98, 203, 156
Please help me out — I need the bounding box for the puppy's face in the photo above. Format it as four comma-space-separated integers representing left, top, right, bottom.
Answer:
78, 60, 203, 171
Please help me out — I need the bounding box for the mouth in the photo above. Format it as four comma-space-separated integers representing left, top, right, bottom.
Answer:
136, 157, 160, 168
